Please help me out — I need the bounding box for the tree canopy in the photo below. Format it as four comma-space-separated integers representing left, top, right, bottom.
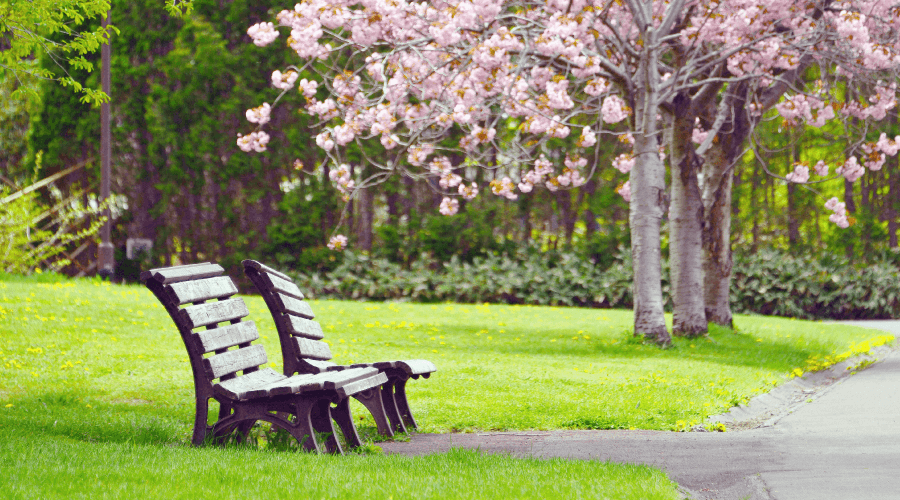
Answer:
241, 0, 900, 343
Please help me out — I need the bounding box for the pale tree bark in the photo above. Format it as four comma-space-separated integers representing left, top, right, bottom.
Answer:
697, 84, 751, 329
630, 132, 671, 344
700, 140, 736, 328
667, 94, 708, 336
626, 14, 671, 346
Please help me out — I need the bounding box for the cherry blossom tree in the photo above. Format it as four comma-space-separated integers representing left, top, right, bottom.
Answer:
239, 0, 900, 345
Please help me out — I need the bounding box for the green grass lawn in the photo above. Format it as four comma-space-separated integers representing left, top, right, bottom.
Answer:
0, 273, 894, 499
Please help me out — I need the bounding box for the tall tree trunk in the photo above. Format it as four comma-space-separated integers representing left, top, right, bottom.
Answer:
630, 131, 671, 344
701, 140, 735, 328
626, 33, 670, 345
555, 190, 577, 246
844, 178, 856, 258
356, 185, 374, 251
667, 97, 708, 336
786, 138, 801, 248
699, 84, 750, 329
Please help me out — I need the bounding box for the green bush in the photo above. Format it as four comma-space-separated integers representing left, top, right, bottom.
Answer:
730, 248, 900, 320
289, 246, 900, 320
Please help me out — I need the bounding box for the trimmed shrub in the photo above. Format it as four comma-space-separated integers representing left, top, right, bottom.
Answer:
290, 246, 900, 320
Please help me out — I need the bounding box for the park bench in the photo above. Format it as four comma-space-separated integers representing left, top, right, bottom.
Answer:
242, 259, 436, 436
141, 262, 388, 453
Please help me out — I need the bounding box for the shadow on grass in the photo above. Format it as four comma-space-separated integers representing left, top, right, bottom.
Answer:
0, 390, 404, 455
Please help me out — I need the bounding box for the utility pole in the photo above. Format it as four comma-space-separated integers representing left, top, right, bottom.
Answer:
98, 8, 114, 279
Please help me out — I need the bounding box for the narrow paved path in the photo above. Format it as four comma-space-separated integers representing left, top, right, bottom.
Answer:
381, 321, 900, 499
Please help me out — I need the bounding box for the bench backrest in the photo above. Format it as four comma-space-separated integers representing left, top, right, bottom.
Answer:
242, 259, 334, 375
141, 263, 269, 401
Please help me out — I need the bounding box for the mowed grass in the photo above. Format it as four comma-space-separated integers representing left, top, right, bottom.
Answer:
0, 274, 894, 499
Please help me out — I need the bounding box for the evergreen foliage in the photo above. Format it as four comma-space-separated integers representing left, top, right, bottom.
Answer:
293, 246, 900, 321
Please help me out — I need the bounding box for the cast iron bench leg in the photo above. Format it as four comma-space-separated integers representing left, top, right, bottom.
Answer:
381, 380, 408, 434
331, 398, 363, 449
353, 388, 394, 437
393, 378, 418, 431
310, 399, 342, 454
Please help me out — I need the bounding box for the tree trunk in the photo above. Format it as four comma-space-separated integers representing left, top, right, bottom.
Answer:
844, 178, 856, 258
630, 132, 671, 344
667, 98, 708, 336
356, 185, 374, 251
700, 140, 735, 328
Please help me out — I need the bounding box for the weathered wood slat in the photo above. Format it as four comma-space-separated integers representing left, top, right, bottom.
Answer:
293, 337, 333, 361
264, 272, 305, 300
141, 263, 224, 285
350, 360, 436, 375
166, 276, 238, 305
334, 372, 389, 398
276, 293, 315, 319
196, 321, 260, 353
267, 367, 377, 396
321, 367, 380, 390
397, 359, 438, 375
302, 359, 342, 373
241, 259, 292, 282
284, 316, 324, 340
350, 361, 398, 370
179, 298, 249, 329
261, 373, 330, 397
204, 344, 268, 380
214, 367, 286, 400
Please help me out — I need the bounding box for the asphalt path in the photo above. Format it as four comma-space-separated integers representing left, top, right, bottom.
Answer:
380, 320, 900, 499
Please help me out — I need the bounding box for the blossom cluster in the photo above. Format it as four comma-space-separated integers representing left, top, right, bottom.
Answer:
327, 234, 348, 251
236, 131, 270, 152
824, 197, 850, 228
239, 0, 900, 235
328, 163, 355, 200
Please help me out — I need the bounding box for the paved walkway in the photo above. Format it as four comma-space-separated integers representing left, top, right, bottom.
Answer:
380, 321, 900, 499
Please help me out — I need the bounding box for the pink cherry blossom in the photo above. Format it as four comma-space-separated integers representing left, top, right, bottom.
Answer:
327, 234, 348, 251
236, 131, 270, 153
272, 70, 299, 90
601, 95, 629, 124
785, 164, 809, 183
612, 153, 635, 174
439, 197, 459, 216
247, 22, 278, 47
458, 182, 479, 200
616, 181, 631, 203
246, 103, 271, 125
836, 157, 865, 182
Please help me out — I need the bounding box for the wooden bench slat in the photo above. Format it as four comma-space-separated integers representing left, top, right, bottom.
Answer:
293, 337, 332, 361
320, 367, 380, 390
264, 272, 305, 300
276, 293, 315, 319
261, 373, 333, 397
242, 259, 292, 282
267, 367, 379, 396
302, 359, 342, 373
203, 344, 268, 380
334, 372, 389, 399
179, 298, 249, 329
166, 276, 238, 305
214, 367, 286, 400
141, 263, 224, 285
196, 321, 259, 353
397, 359, 437, 375
351, 359, 437, 375
284, 316, 324, 340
